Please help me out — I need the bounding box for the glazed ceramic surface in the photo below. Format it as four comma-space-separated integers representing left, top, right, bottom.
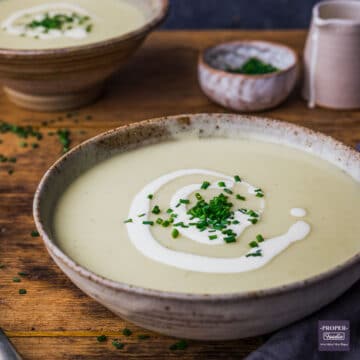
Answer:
303, 0, 360, 109
0, 0, 168, 112
198, 41, 298, 112
33, 114, 360, 340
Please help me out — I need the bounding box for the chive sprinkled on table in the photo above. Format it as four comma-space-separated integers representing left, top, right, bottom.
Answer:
112, 340, 124, 349
18, 289, 27, 295
169, 339, 188, 351
31, 230, 39, 237
96, 335, 107, 342
122, 328, 132, 336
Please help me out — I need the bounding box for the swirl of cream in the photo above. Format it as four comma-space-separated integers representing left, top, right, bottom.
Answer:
126, 169, 310, 273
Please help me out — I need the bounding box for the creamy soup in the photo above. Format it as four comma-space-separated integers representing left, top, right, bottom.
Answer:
0, 0, 147, 49
53, 137, 360, 294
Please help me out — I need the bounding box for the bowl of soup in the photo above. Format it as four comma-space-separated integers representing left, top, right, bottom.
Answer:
0, 0, 168, 111
33, 114, 360, 340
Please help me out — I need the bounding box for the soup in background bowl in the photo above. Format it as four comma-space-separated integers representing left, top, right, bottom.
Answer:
0, 0, 168, 111
33, 114, 360, 340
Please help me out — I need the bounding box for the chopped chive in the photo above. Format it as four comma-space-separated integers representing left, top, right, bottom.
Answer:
112, 340, 124, 349
223, 188, 233, 195
13, 277, 21, 283
256, 193, 264, 198
152, 205, 161, 214
156, 218, 163, 225
256, 234, 264, 242
97, 335, 107, 342
218, 181, 226, 187
147, 194, 153, 200
179, 199, 190, 204
138, 334, 150, 340
195, 193, 203, 201
169, 340, 188, 351
124, 218, 133, 223
19, 289, 27, 295
249, 218, 258, 224
162, 220, 170, 228
31, 230, 39, 237
122, 328, 132, 336
236, 194, 246, 201
224, 235, 236, 243
201, 181, 210, 190
209, 235, 218, 240
166, 208, 173, 214
246, 249, 263, 257
172, 228, 179, 238
18, 272, 28, 277
142, 221, 154, 226
232, 220, 240, 224
234, 175, 241, 182
249, 241, 259, 248
138, 213, 146, 218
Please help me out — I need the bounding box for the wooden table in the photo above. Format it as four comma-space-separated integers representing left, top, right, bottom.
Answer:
0, 30, 359, 360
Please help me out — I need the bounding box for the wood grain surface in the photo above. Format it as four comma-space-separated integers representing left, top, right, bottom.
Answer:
0, 30, 359, 360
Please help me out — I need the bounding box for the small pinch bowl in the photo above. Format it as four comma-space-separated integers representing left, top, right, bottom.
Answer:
198, 41, 299, 112
0, 0, 168, 112
33, 114, 360, 340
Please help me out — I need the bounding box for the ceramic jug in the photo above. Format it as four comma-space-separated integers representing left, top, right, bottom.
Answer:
303, 0, 360, 109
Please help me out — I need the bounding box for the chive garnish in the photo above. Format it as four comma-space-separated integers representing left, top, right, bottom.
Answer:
172, 228, 179, 238
256, 234, 264, 242
249, 241, 259, 248
31, 230, 39, 237
18, 272, 28, 277
201, 181, 211, 190
147, 194, 153, 200
169, 340, 188, 350
122, 328, 132, 336
124, 218, 133, 223
256, 193, 264, 198
166, 208, 173, 214
246, 249, 263, 257
224, 235, 236, 243
249, 218, 258, 224
152, 205, 161, 214
138, 334, 150, 340
162, 220, 170, 227
234, 175, 241, 182
218, 181, 226, 187
209, 235, 218, 240
138, 213, 146, 218
179, 199, 190, 204
19, 289, 27, 295
156, 218, 163, 225
112, 340, 124, 349
236, 194, 246, 201
97, 335, 107, 342
223, 188, 233, 195
232, 220, 240, 224
13, 277, 21, 283
142, 221, 154, 226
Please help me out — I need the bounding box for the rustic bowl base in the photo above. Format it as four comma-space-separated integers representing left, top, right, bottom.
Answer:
3, 84, 104, 112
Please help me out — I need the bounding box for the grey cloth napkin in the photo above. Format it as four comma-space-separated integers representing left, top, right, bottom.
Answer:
246, 280, 360, 360
246, 144, 360, 360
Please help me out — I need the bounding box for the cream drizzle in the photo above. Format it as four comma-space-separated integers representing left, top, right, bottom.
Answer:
2, 3, 92, 40
126, 169, 311, 273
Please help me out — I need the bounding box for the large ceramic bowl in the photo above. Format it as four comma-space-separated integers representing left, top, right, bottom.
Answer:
0, 0, 168, 112
33, 114, 360, 340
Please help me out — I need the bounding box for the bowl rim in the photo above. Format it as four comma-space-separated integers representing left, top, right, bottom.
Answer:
33, 113, 360, 301
0, 0, 169, 57
199, 40, 299, 79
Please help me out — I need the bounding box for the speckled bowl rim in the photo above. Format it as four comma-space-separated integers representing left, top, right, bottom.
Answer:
33, 114, 360, 301
199, 40, 299, 79
0, 0, 168, 56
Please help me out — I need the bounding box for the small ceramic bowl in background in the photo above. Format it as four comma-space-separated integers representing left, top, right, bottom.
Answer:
0, 0, 168, 112
198, 41, 299, 112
